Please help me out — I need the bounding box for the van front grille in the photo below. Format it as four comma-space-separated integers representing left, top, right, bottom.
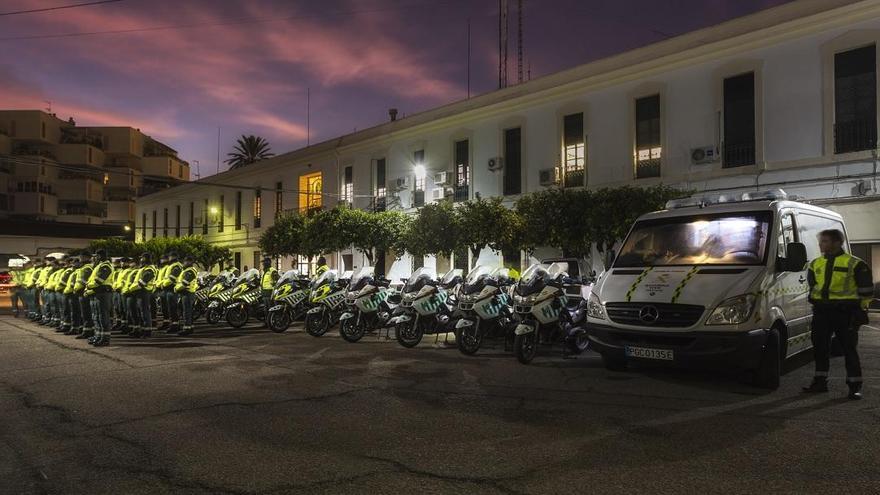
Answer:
605, 302, 705, 328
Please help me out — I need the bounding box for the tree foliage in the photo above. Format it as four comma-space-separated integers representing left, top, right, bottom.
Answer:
457, 197, 522, 259
587, 185, 683, 252
402, 201, 461, 258
225, 135, 274, 169
337, 208, 411, 264
82, 236, 231, 271
259, 212, 308, 258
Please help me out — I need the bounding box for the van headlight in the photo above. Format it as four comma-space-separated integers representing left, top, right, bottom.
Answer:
706, 294, 757, 325
587, 292, 606, 320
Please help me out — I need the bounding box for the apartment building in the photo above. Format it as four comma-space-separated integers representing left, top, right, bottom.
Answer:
135, 0, 880, 280
0, 110, 191, 258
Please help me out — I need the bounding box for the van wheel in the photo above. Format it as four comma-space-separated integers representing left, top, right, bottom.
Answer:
602, 353, 627, 372
753, 328, 781, 389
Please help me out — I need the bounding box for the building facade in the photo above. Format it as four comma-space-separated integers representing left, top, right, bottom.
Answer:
0, 110, 191, 260
135, 0, 880, 280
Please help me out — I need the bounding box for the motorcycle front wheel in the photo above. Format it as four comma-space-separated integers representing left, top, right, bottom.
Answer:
340, 316, 366, 343
226, 305, 249, 328
205, 305, 222, 325
267, 308, 291, 333
457, 321, 482, 356
514, 332, 538, 364
305, 310, 329, 337
395, 321, 423, 348
566, 329, 590, 355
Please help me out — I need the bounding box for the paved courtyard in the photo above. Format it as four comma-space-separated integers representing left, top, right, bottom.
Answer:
2, 315, 880, 494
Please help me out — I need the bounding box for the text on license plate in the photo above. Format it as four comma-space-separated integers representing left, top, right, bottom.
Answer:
625, 346, 674, 361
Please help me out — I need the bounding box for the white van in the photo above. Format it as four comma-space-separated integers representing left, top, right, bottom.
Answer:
587, 189, 848, 388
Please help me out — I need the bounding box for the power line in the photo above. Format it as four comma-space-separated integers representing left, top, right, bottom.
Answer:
0, 0, 123, 17
0, 0, 477, 42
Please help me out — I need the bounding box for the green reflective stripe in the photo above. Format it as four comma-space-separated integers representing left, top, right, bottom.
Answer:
625, 267, 653, 302
670, 266, 699, 304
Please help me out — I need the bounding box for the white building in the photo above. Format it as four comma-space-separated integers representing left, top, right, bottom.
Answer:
136, 0, 880, 280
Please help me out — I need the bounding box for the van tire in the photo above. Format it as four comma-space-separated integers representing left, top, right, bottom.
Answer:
602, 353, 627, 372
754, 328, 781, 389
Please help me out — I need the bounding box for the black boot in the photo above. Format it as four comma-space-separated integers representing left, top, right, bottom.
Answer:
75, 330, 93, 340
848, 382, 863, 400
92, 337, 110, 347
802, 377, 829, 393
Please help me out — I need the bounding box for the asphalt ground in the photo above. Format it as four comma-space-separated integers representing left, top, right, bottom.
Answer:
2, 315, 880, 494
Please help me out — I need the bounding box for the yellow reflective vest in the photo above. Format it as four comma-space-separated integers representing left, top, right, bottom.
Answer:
86, 261, 114, 290
261, 267, 278, 290
809, 252, 874, 309
63, 267, 79, 295
161, 262, 183, 289
127, 265, 158, 293
175, 266, 199, 293
113, 268, 130, 291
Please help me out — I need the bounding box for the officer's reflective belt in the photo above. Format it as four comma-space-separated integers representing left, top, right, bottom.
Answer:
625, 267, 653, 302
670, 266, 699, 304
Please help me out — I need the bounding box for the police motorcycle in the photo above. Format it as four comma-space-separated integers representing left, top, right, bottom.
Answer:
224, 268, 265, 328
392, 267, 462, 348
204, 270, 237, 324
304, 270, 350, 337
337, 266, 398, 343
511, 262, 590, 364
456, 266, 516, 355
266, 269, 312, 333
192, 271, 215, 321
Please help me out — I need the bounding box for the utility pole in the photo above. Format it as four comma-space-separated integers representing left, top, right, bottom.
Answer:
306, 87, 310, 147
216, 127, 221, 175
467, 18, 471, 98
498, 0, 508, 89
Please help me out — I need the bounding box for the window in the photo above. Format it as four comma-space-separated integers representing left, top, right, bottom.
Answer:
188, 202, 194, 235
635, 95, 662, 178
562, 113, 585, 187
88, 147, 93, 163
454, 140, 469, 202
298, 172, 322, 211
253, 189, 262, 228
413, 150, 425, 207
834, 44, 877, 154
142, 212, 147, 240
253, 251, 261, 269
218, 195, 224, 233
723, 72, 756, 167
41, 122, 46, 139
341, 166, 353, 203
798, 213, 846, 261
175, 205, 181, 237
202, 199, 208, 235
234, 252, 241, 272
274, 182, 283, 218
163, 208, 169, 237
167, 160, 172, 175
235, 191, 242, 230
40, 195, 45, 213
503, 127, 522, 195
178, 164, 183, 179
152, 210, 157, 238
777, 212, 796, 258
375, 158, 386, 211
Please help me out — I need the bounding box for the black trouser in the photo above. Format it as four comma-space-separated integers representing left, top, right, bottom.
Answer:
93, 291, 113, 339
164, 289, 179, 326
10, 288, 22, 315
80, 295, 94, 333
67, 293, 82, 331
811, 304, 863, 387
180, 292, 195, 330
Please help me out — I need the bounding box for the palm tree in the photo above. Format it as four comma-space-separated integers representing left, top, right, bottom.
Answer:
225, 135, 274, 169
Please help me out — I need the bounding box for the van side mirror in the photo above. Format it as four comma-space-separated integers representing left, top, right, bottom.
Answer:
782, 242, 807, 272
603, 250, 615, 271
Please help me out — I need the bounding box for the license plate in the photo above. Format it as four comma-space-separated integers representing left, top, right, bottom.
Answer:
625, 346, 674, 361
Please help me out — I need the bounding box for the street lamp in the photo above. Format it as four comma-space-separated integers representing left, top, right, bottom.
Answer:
123, 225, 131, 232
413, 164, 426, 180
209, 206, 219, 215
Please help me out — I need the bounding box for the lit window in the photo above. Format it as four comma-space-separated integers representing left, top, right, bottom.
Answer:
562, 114, 585, 187
341, 166, 353, 203
299, 172, 322, 211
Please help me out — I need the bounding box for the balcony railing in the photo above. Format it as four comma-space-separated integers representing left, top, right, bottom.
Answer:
563, 168, 585, 188
453, 184, 469, 202
12, 144, 56, 160
722, 141, 755, 168
635, 158, 661, 179
835, 118, 877, 154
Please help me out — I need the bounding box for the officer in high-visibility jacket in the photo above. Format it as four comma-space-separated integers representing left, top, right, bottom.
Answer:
803, 229, 874, 400
85, 250, 115, 346
260, 257, 279, 315
35, 258, 55, 323
63, 256, 84, 335
155, 254, 170, 328
111, 257, 127, 330
315, 256, 329, 277
75, 255, 95, 339
53, 259, 75, 334
175, 255, 200, 336
19, 262, 36, 317
120, 258, 141, 334
128, 252, 158, 338
27, 261, 44, 320
45, 258, 65, 327
9, 263, 25, 317
161, 252, 183, 333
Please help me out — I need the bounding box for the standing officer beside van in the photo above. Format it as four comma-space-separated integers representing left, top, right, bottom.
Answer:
803, 229, 874, 400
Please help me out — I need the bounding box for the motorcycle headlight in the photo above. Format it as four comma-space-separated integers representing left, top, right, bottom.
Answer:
705, 294, 756, 325
587, 292, 606, 320
514, 294, 536, 305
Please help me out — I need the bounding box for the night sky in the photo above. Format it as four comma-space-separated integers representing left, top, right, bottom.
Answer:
1, 0, 791, 177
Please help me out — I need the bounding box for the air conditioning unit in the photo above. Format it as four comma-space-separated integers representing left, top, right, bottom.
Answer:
393, 176, 410, 191
430, 188, 445, 201
433, 171, 451, 186
488, 156, 504, 171
539, 167, 559, 186
691, 146, 720, 165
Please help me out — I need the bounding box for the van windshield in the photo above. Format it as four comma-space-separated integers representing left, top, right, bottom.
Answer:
615, 211, 771, 267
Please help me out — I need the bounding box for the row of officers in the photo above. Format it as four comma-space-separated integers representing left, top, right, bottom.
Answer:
11, 250, 204, 346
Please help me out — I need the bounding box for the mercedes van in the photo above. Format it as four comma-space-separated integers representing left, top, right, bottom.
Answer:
587, 189, 848, 388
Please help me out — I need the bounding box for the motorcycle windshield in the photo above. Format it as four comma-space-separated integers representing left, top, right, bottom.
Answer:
276, 269, 301, 286
310, 270, 338, 290
405, 267, 436, 293
349, 266, 375, 292
461, 266, 493, 294
441, 268, 463, 285
518, 264, 551, 296
489, 267, 511, 284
